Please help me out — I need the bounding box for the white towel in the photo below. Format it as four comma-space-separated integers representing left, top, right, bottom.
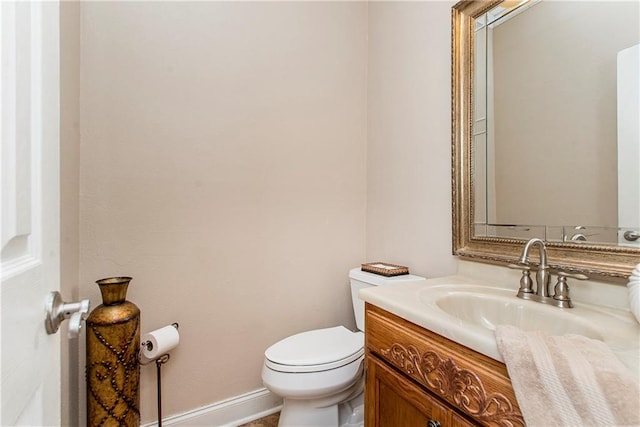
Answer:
495, 325, 640, 426
629, 264, 640, 324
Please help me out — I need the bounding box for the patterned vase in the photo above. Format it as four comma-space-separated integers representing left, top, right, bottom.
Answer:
86, 277, 140, 426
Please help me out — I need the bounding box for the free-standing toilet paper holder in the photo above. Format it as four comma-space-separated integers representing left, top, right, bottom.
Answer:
140, 322, 179, 427
140, 322, 179, 358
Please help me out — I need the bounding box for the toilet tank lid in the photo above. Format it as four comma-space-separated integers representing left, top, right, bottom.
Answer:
349, 267, 426, 286
265, 326, 363, 367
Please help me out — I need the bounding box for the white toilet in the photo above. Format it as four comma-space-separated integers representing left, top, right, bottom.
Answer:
261, 267, 427, 427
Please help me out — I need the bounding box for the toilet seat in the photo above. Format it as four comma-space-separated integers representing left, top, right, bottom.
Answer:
265, 326, 364, 373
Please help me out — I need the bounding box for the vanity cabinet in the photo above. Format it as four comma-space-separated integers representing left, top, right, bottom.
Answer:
365, 304, 524, 427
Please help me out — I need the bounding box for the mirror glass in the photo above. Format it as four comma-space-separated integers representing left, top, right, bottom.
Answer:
472, 0, 639, 246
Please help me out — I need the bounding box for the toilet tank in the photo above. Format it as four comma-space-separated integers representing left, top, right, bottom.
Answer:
349, 267, 426, 331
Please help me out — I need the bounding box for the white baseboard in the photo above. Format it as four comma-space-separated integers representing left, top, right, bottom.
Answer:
142, 388, 282, 427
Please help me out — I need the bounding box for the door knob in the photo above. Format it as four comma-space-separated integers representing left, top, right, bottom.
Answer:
624, 230, 640, 242
45, 291, 91, 338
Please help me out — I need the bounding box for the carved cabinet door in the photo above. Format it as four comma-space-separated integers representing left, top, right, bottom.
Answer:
366, 355, 477, 427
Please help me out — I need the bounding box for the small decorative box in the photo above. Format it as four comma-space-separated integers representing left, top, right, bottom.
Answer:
361, 262, 410, 277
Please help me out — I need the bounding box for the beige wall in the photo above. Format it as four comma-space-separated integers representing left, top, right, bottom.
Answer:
62, 0, 459, 423
366, 1, 458, 279
78, 2, 367, 422
60, 1, 81, 426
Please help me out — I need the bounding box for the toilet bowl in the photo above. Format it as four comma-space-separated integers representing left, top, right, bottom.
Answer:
262, 326, 365, 427
262, 268, 427, 427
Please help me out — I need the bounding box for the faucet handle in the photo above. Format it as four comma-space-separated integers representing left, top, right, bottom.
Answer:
557, 271, 589, 281
507, 263, 530, 270
552, 271, 588, 308
508, 264, 535, 297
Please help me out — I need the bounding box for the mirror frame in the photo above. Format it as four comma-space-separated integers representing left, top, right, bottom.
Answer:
451, 0, 639, 280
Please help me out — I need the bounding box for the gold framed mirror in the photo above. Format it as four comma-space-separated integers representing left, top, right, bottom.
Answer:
452, 0, 640, 279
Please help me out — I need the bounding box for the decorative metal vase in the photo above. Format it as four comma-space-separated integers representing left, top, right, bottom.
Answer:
86, 277, 140, 426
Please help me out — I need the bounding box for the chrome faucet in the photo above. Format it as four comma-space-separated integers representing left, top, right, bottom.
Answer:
509, 238, 588, 308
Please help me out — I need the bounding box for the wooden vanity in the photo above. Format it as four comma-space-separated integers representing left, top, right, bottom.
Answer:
365, 304, 525, 427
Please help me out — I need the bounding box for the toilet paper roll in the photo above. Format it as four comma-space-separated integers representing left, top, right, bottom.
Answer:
140, 324, 180, 363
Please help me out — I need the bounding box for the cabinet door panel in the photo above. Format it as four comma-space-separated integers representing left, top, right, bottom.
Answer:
366, 355, 451, 427
453, 413, 478, 427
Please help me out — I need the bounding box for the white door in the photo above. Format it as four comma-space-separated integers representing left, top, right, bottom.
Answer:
1, 1, 61, 425
617, 44, 640, 246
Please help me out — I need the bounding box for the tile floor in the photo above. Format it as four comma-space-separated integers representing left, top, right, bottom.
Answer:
238, 412, 280, 427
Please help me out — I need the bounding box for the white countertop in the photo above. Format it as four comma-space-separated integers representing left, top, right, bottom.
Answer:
359, 274, 640, 378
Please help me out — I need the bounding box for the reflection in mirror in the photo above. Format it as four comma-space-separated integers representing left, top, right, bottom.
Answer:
451, 0, 640, 279
472, 0, 639, 246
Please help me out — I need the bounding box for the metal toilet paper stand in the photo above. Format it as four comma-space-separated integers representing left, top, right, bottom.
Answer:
140, 323, 179, 427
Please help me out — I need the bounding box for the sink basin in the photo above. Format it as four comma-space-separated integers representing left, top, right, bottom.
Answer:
358, 275, 640, 376
434, 291, 603, 340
